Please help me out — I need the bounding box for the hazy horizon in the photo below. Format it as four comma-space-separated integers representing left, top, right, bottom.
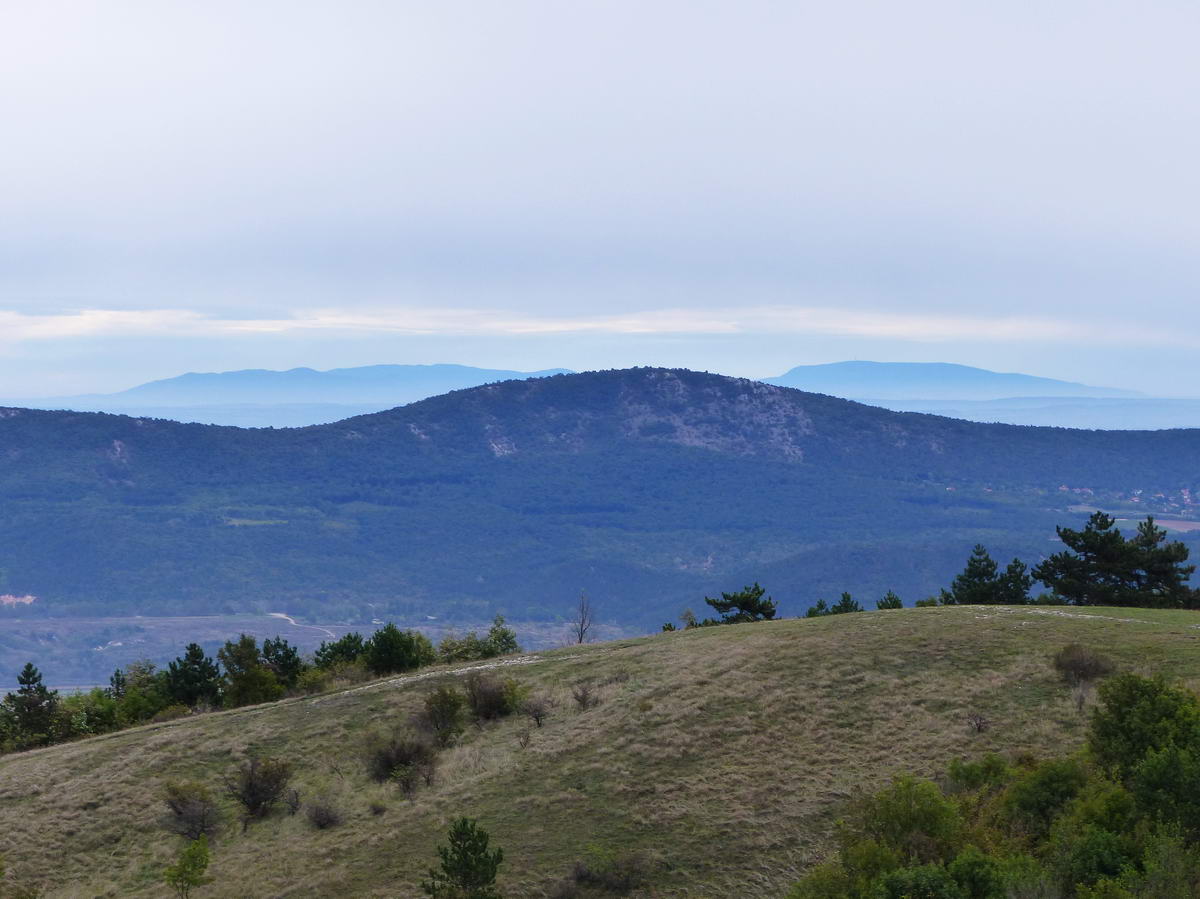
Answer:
3, 3, 1199, 396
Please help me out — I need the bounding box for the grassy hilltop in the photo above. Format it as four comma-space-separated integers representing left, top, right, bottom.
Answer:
3, 605, 1200, 897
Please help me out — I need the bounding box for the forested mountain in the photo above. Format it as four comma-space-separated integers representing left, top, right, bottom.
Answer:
1, 368, 1197, 627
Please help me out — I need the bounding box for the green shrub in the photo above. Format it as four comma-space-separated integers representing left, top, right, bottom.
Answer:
1131, 744, 1200, 833
163, 835, 211, 898
223, 756, 294, 825
365, 733, 437, 795
161, 780, 222, 840
417, 686, 466, 747
852, 776, 963, 864
438, 616, 523, 662
364, 624, 435, 675
946, 846, 1006, 899
569, 845, 650, 894
1088, 674, 1200, 778
874, 864, 965, 898
946, 755, 1011, 793
1004, 758, 1089, 836
465, 673, 522, 721
1051, 825, 1133, 893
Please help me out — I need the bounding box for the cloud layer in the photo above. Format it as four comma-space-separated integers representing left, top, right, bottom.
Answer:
1, 3, 1198, 395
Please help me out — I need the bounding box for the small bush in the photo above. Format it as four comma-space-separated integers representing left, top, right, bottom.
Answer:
1005, 757, 1089, 836
914, 597, 939, 608
1053, 645, 1116, 686
284, 788, 301, 815
572, 682, 599, 711
150, 704, 191, 724
966, 713, 991, 734
369, 801, 387, 816
570, 846, 650, 894
465, 673, 520, 721
163, 834, 211, 898
416, 686, 467, 747
521, 696, 552, 728
223, 756, 294, 827
295, 667, 331, 695
946, 754, 1011, 793
305, 799, 343, 830
365, 733, 438, 795
161, 780, 222, 840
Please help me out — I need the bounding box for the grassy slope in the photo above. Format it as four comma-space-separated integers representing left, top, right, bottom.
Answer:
3, 606, 1200, 898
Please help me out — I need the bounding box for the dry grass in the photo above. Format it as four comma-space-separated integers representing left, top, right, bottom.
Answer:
3, 605, 1200, 897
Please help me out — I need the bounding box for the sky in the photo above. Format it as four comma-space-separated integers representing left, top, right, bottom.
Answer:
2, 2, 1199, 398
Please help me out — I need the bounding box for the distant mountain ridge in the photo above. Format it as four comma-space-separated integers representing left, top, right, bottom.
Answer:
0, 367, 1197, 638
3, 363, 573, 427
765, 361, 1140, 401
2, 360, 1171, 430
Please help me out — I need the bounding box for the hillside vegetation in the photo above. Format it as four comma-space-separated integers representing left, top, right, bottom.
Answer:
2, 368, 1198, 630
3, 605, 1200, 897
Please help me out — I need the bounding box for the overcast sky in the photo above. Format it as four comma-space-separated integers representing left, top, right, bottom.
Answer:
2, 2, 1198, 397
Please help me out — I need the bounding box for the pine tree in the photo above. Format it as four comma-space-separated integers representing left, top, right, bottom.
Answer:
166, 644, 222, 708
261, 637, 303, 689
422, 817, 504, 898
996, 559, 1033, 605
950, 545, 1000, 604
314, 632, 365, 669
829, 592, 862, 614
1033, 513, 1199, 607
877, 590, 903, 610
1, 663, 58, 747
703, 583, 778, 624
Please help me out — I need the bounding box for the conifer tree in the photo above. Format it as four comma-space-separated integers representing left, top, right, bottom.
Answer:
422, 817, 504, 898
166, 644, 222, 708
704, 583, 777, 624
1, 662, 58, 747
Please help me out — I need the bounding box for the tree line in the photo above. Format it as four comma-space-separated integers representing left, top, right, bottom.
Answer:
0, 615, 519, 755
664, 513, 1200, 631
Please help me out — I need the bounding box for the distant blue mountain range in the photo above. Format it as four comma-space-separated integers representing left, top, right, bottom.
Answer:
764, 361, 1140, 401
9, 360, 1199, 430
6, 364, 573, 427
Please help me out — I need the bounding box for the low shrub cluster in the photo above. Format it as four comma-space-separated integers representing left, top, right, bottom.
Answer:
436, 615, 521, 663
365, 733, 439, 796
789, 672, 1200, 898
223, 756, 295, 828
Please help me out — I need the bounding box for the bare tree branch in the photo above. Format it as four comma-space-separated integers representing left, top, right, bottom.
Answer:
571, 590, 594, 644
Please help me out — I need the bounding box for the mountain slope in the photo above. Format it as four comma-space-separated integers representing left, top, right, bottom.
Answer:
1, 606, 1197, 897
0, 368, 1197, 631
765, 361, 1138, 400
